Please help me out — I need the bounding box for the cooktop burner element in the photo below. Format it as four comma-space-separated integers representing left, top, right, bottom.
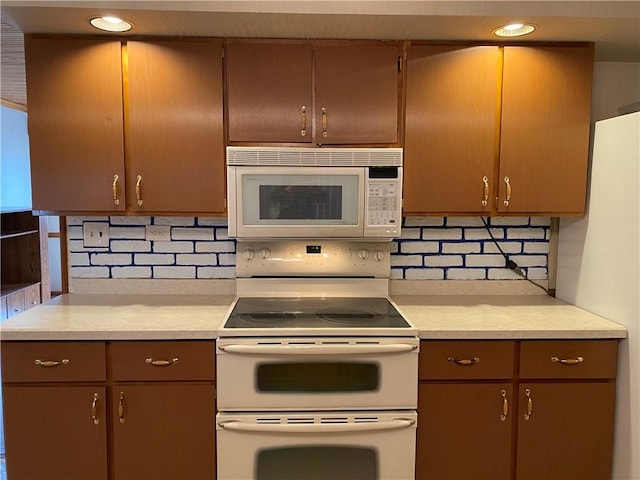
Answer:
224, 297, 411, 331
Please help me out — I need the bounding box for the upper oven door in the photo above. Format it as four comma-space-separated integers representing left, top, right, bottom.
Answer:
228, 166, 365, 238
216, 337, 419, 411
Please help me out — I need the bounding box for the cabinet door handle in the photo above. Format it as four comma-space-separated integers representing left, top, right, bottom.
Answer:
91, 393, 100, 425
301, 105, 307, 137
145, 357, 179, 366
321, 106, 328, 138
500, 389, 508, 421
503, 176, 511, 207
112, 174, 120, 206
551, 356, 584, 365
35, 359, 70, 367
524, 388, 533, 420
481, 176, 489, 207
447, 356, 480, 366
135, 175, 143, 206
119, 392, 126, 424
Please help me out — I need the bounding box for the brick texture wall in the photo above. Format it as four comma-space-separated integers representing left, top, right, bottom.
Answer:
67, 216, 549, 281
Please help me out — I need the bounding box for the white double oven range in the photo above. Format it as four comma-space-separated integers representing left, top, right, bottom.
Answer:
216, 147, 418, 480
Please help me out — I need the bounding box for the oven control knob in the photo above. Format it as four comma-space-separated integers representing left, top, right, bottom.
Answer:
358, 249, 370, 260
374, 250, 385, 261
243, 249, 255, 261
260, 248, 271, 259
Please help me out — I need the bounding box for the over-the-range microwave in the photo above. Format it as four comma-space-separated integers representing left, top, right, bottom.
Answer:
227, 147, 403, 239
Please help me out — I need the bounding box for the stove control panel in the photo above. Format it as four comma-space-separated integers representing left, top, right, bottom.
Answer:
236, 240, 391, 278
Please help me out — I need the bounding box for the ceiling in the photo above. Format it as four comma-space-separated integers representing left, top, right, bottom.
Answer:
2, 1, 639, 110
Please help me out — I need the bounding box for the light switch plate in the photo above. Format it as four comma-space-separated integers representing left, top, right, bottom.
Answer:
83, 223, 110, 247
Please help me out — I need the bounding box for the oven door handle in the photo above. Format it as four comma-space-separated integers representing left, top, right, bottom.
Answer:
218, 418, 416, 433
217, 343, 417, 355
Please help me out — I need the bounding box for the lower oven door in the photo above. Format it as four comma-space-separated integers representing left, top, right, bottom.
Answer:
216, 410, 417, 480
216, 337, 419, 411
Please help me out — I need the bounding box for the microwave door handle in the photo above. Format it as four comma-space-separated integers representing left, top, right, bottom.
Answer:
218, 418, 415, 434
217, 344, 417, 355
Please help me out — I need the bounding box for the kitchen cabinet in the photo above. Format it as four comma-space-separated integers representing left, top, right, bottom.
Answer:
226, 40, 401, 145
416, 339, 617, 480
1, 209, 49, 319
1, 342, 108, 480
24, 37, 225, 215
1, 340, 216, 480
416, 341, 516, 479
404, 44, 593, 216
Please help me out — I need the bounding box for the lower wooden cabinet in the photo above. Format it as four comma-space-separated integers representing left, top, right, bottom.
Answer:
1, 340, 216, 480
417, 339, 618, 480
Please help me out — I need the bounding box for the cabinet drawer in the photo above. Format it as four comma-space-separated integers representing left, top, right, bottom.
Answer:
419, 341, 515, 380
5, 290, 26, 318
24, 283, 41, 310
1, 342, 106, 382
109, 341, 215, 381
520, 340, 618, 379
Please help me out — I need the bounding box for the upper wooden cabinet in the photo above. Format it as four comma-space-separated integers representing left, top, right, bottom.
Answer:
226, 40, 401, 145
26, 37, 126, 213
24, 37, 225, 215
404, 44, 594, 216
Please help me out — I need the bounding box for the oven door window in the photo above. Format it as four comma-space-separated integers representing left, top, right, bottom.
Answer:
241, 171, 361, 226
256, 362, 379, 393
257, 446, 377, 480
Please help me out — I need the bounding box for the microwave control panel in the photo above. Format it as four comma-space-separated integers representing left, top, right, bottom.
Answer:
365, 167, 402, 237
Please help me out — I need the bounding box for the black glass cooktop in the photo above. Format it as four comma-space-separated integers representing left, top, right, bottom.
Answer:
224, 297, 411, 329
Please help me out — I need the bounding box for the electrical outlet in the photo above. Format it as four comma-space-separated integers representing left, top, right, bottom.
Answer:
83, 223, 110, 247
145, 225, 171, 241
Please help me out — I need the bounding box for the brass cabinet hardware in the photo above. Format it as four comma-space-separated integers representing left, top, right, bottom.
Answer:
482, 176, 489, 207
321, 106, 328, 138
35, 359, 70, 367
301, 105, 307, 137
145, 357, 179, 367
524, 388, 533, 420
551, 356, 584, 365
91, 393, 100, 425
447, 356, 480, 366
112, 174, 120, 206
503, 176, 511, 207
119, 392, 126, 424
500, 389, 508, 421
135, 175, 143, 206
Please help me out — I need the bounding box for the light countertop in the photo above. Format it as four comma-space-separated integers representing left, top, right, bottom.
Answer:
0, 293, 627, 341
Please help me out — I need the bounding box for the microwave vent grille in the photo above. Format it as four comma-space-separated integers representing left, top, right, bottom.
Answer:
227, 147, 402, 167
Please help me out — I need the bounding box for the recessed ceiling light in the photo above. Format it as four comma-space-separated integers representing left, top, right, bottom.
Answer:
494, 23, 535, 38
89, 16, 133, 33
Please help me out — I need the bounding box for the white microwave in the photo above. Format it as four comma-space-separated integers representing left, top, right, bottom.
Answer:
227, 147, 403, 239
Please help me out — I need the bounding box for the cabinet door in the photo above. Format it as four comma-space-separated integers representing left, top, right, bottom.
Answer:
2, 386, 108, 480
226, 41, 313, 143
404, 46, 499, 214
417, 383, 513, 479
127, 40, 226, 213
111, 384, 216, 480
315, 44, 400, 145
25, 37, 125, 212
516, 382, 615, 480
499, 46, 594, 214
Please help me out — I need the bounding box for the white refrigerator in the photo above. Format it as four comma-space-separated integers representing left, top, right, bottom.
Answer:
556, 111, 639, 480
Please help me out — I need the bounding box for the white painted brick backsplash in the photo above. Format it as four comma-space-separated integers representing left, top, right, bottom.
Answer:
66, 216, 550, 283
153, 266, 196, 279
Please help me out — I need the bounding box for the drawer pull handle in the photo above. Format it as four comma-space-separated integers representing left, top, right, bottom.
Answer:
91, 393, 100, 425
35, 359, 70, 367
500, 389, 508, 421
119, 392, 126, 424
301, 105, 307, 137
447, 357, 480, 366
551, 356, 584, 365
145, 357, 179, 367
524, 388, 533, 421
